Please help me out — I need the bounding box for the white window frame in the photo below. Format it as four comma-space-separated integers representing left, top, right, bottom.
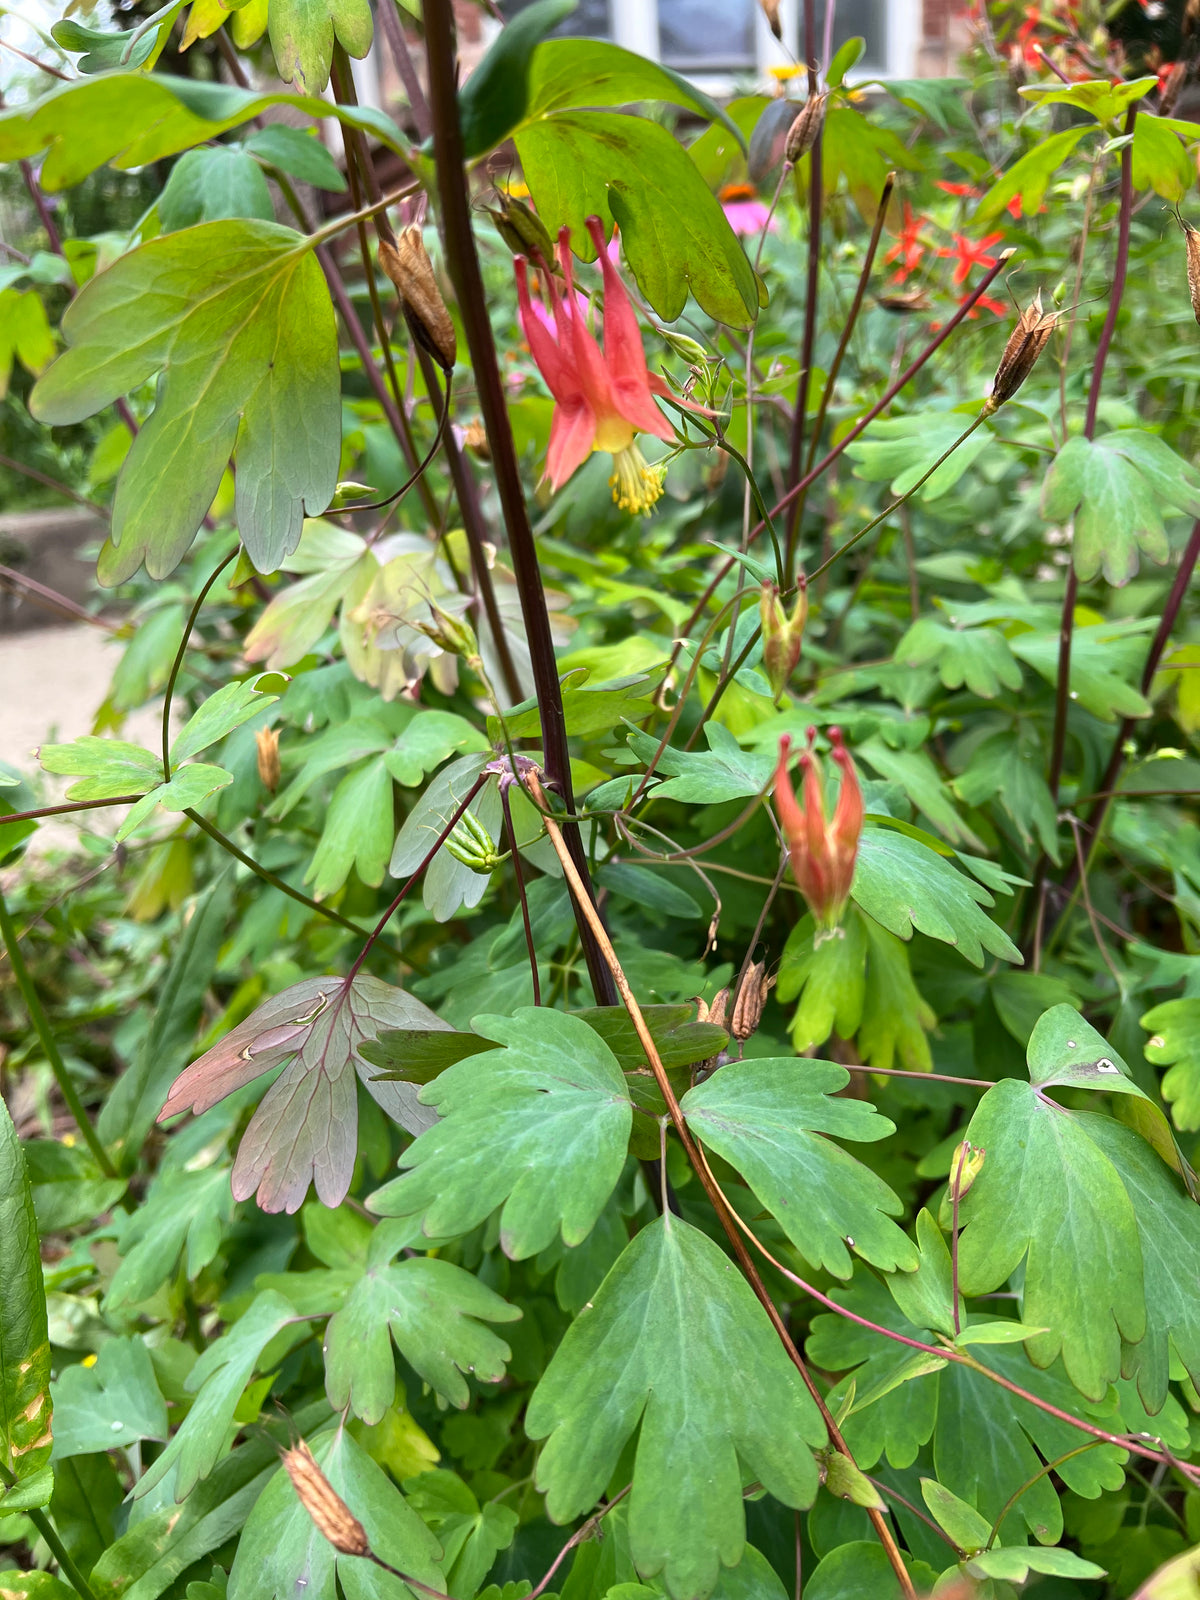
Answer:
487, 0, 923, 92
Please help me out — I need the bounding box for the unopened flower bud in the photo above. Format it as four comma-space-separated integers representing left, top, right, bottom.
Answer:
328, 480, 378, 510
656, 327, 711, 366
760, 576, 807, 701
445, 809, 508, 873
255, 726, 281, 794
483, 192, 556, 270
379, 227, 457, 372
784, 92, 828, 164
949, 1140, 985, 1202
984, 290, 1058, 413
411, 600, 479, 660
281, 1438, 369, 1557
774, 727, 863, 939
731, 961, 771, 1041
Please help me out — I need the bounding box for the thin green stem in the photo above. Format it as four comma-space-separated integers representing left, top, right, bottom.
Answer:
162, 547, 238, 783
0, 885, 116, 1177
985, 1443, 1105, 1551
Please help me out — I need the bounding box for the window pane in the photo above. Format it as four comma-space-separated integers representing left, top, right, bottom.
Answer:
808, 0, 887, 70
659, 0, 756, 70
500, 0, 611, 37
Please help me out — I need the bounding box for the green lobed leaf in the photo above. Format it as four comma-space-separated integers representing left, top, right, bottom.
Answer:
267, 0, 372, 94
116, 764, 234, 842
955, 1078, 1145, 1399
846, 412, 994, 501
515, 110, 759, 325
172, 676, 284, 765
1143, 997, 1200, 1131
323, 1219, 521, 1418
368, 1008, 633, 1259
1010, 618, 1154, 721
896, 616, 1022, 700
402, 1470, 518, 1599
159, 146, 274, 231
527, 1216, 824, 1600
243, 125, 347, 191
0, 1094, 51, 1480
1018, 75, 1156, 125
524, 38, 742, 141
851, 826, 1021, 967
460, 0, 577, 159
0, 74, 405, 192
50, 1337, 168, 1458
974, 126, 1089, 224
228, 1426, 444, 1600
1041, 431, 1200, 586
920, 1478, 991, 1553
625, 723, 773, 805
680, 1057, 915, 1278
31, 221, 339, 584
39, 736, 161, 801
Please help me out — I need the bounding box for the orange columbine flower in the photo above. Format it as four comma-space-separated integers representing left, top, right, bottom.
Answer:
774, 728, 863, 938
514, 214, 709, 515
884, 202, 928, 284
938, 230, 1005, 287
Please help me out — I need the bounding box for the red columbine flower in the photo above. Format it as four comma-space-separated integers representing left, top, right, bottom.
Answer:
884, 202, 928, 283
938, 230, 1004, 287
773, 728, 863, 939
938, 180, 1023, 219
514, 215, 709, 515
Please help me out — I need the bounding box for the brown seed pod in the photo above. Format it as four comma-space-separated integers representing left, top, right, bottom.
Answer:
731, 962, 771, 1042
760, 0, 782, 40
463, 418, 490, 461
254, 726, 281, 794
379, 227, 457, 372
784, 92, 828, 165
876, 287, 933, 314
281, 1438, 370, 1557
1178, 210, 1200, 325
984, 290, 1058, 412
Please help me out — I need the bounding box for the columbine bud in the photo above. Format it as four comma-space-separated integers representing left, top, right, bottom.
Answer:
984, 291, 1058, 414
784, 92, 828, 164
281, 1439, 369, 1557
774, 727, 863, 940
949, 1140, 985, 1202
379, 227, 457, 371
445, 809, 509, 873
483, 192, 556, 270
760, 576, 807, 701
255, 726, 281, 794
656, 327, 711, 367
410, 600, 479, 661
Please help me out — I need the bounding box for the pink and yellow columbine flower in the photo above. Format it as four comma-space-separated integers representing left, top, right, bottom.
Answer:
514, 214, 707, 515
774, 727, 863, 938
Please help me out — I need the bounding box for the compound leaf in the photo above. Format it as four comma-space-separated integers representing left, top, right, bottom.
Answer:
527, 1217, 824, 1600
851, 827, 1021, 967
1041, 431, 1200, 586
158, 145, 273, 230
955, 1079, 1145, 1399
368, 1008, 632, 1259
680, 1058, 916, 1279
1143, 997, 1200, 1131
896, 616, 1022, 700
31, 221, 339, 584
159, 977, 444, 1214
323, 1221, 521, 1419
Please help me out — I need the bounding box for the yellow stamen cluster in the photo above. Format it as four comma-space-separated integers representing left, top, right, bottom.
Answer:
609, 443, 666, 516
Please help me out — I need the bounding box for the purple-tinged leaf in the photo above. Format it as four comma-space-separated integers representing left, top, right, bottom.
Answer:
159, 976, 447, 1214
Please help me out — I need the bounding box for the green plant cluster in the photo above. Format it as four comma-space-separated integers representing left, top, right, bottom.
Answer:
6, 1, 1200, 1596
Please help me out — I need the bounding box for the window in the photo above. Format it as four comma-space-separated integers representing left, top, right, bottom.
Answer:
498, 0, 919, 82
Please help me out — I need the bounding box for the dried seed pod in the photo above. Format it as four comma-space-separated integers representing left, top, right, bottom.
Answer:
984, 290, 1058, 413
784, 92, 828, 165
1178, 210, 1200, 325
379, 227, 457, 372
876, 287, 933, 314
254, 726, 281, 794
281, 1438, 370, 1557
697, 987, 729, 1030
760, 0, 782, 40
463, 418, 490, 461
731, 962, 771, 1041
